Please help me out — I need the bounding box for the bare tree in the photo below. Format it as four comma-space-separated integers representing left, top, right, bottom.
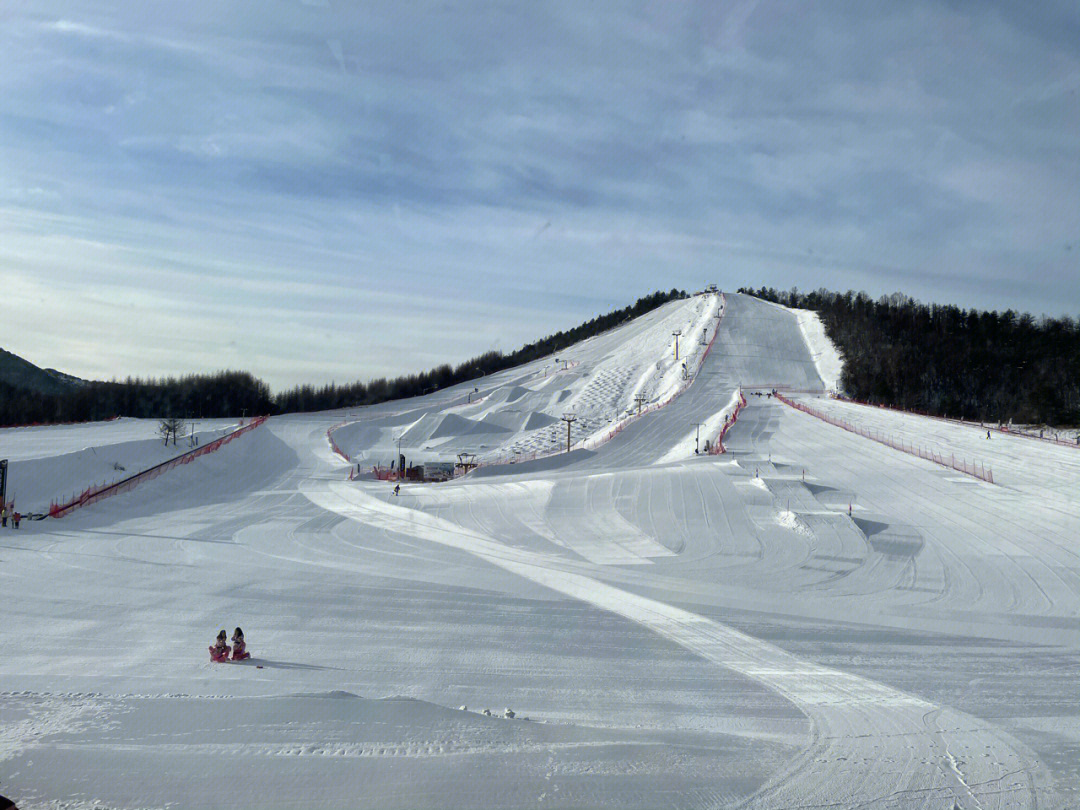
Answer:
158, 417, 187, 446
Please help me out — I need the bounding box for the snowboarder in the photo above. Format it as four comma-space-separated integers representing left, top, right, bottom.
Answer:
393, 484, 400, 496
209, 629, 231, 662
231, 627, 250, 661
987, 430, 991, 439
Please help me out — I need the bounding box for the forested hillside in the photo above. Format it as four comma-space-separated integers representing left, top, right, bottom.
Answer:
1, 289, 686, 425
742, 287, 1080, 426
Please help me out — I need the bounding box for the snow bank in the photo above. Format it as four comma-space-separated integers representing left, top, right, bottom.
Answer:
777, 509, 814, 538
791, 309, 843, 392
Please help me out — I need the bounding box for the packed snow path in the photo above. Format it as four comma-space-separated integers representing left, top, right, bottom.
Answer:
1, 295, 1076, 809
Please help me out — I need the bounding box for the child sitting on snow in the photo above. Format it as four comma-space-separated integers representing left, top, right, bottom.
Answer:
231, 627, 250, 661
209, 629, 231, 662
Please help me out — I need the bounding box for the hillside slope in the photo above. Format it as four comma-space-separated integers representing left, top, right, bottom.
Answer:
0, 347, 83, 396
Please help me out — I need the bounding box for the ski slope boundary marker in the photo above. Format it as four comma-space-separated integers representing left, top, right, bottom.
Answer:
708, 389, 747, 455
774, 394, 994, 483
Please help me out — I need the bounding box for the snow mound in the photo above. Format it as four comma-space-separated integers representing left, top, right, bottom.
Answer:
524, 411, 558, 431
467, 419, 513, 436
777, 509, 814, 537
479, 411, 529, 432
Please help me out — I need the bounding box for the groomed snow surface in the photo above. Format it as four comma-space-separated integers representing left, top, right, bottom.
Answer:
2, 293, 1077, 809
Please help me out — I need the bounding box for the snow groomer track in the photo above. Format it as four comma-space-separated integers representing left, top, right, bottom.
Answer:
1, 293, 1076, 809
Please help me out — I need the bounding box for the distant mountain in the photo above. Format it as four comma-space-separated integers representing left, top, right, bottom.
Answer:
0, 348, 85, 396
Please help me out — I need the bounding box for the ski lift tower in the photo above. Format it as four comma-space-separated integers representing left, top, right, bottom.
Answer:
560, 413, 577, 453
455, 452, 478, 476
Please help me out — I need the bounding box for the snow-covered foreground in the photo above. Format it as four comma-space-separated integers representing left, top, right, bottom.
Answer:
1, 294, 1077, 809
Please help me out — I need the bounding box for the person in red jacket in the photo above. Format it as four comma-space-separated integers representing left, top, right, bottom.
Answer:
231, 627, 250, 661
209, 630, 231, 662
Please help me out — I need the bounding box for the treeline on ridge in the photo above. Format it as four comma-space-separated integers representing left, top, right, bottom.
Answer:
0, 289, 686, 425
740, 286, 1080, 426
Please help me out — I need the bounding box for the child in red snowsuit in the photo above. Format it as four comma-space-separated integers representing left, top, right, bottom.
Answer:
209, 629, 231, 662
231, 627, 250, 660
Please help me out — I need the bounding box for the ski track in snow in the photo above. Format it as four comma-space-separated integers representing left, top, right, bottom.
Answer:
304, 480, 1051, 810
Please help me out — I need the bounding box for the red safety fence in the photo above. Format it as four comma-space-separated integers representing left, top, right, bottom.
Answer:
327, 419, 351, 462
48, 416, 269, 518
371, 464, 397, 481
829, 395, 1080, 451
833, 395, 996, 430
996, 425, 1080, 449
773, 394, 994, 484
708, 390, 748, 455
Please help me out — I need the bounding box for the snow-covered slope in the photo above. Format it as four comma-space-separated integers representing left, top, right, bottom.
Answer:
1, 419, 242, 513
333, 294, 719, 466
1, 293, 1076, 810
792, 308, 844, 392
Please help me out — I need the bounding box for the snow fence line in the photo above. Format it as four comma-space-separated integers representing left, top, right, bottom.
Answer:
327, 419, 352, 462
474, 293, 726, 470
997, 424, 1080, 450
707, 389, 747, 455
773, 394, 994, 484
48, 416, 269, 518
833, 395, 1079, 449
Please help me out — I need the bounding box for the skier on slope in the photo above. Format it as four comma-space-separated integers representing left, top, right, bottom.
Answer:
393, 484, 400, 496
209, 629, 231, 662
231, 627, 250, 661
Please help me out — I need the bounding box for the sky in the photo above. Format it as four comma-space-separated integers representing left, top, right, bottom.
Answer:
2, 1, 1078, 390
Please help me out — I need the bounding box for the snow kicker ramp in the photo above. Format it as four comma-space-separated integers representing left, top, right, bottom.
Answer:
1, 294, 1075, 808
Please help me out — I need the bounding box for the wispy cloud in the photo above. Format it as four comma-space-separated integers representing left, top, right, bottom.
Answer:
2, 1, 1078, 388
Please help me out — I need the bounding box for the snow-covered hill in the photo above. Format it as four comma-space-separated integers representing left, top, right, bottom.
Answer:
1, 294, 1076, 810
332, 293, 719, 467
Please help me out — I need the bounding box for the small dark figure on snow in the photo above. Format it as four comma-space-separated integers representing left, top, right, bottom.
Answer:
393, 484, 400, 496
1, 506, 6, 527
209, 629, 231, 662
12, 512, 20, 529
231, 627, 250, 661
987, 430, 991, 439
